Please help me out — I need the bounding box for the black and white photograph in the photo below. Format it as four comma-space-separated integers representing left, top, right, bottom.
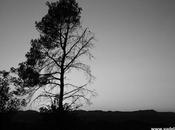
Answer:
1, 0, 175, 130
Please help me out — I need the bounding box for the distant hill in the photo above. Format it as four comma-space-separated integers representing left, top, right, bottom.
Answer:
0, 110, 175, 130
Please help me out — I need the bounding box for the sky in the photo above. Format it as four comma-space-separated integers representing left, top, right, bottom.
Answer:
1, 0, 175, 112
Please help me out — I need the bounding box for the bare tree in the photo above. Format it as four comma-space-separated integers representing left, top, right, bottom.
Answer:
16, 0, 96, 111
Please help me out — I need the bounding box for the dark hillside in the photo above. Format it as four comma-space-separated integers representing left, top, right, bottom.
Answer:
0, 110, 175, 130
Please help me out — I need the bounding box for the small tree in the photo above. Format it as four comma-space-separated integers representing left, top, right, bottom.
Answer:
0, 70, 21, 112
17, 0, 95, 111
0, 71, 9, 112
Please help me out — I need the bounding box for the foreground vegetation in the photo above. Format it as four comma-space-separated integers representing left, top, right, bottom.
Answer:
0, 110, 175, 130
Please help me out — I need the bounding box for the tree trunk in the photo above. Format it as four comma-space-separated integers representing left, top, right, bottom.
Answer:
59, 69, 64, 111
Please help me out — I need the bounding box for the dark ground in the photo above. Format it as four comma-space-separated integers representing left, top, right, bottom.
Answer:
0, 110, 175, 130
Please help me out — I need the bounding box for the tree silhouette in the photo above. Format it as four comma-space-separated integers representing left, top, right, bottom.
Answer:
16, 0, 95, 111
0, 70, 21, 112
0, 71, 9, 112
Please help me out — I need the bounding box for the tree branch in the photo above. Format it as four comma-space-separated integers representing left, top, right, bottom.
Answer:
68, 96, 80, 107
45, 51, 61, 68
47, 82, 60, 86
64, 94, 89, 102
30, 94, 56, 107
65, 28, 87, 56
64, 37, 94, 71
64, 84, 87, 96
40, 71, 60, 76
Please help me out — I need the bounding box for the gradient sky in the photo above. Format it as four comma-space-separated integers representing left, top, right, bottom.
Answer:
1, 0, 175, 112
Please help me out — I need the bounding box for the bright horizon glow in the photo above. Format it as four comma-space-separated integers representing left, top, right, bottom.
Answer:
1, 0, 175, 112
